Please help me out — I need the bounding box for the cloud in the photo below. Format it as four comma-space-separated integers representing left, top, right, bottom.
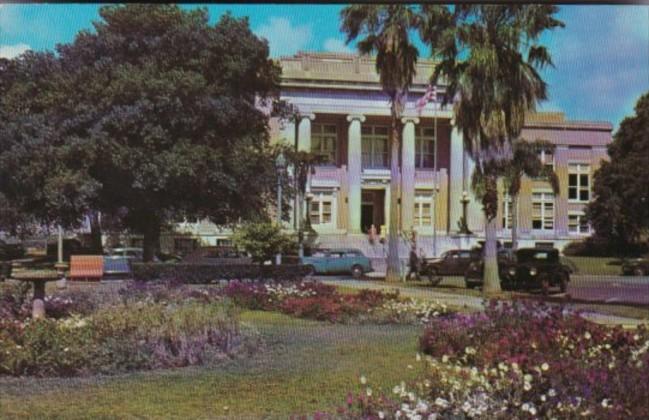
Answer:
254, 17, 312, 58
323, 37, 353, 54
0, 43, 30, 59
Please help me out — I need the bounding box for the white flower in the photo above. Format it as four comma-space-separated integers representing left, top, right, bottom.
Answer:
378, 411, 385, 419
548, 388, 557, 397
441, 355, 449, 363
584, 332, 592, 340
63, 347, 69, 352
360, 375, 367, 385
601, 399, 610, 408
408, 392, 416, 402
416, 353, 422, 362
541, 363, 549, 371
366, 388, 373, 397
530, 407, 537, 416
524, 374, 533, 383
522, 403, 530, 412
524, 382, 532, 391
434, 398, 449, 409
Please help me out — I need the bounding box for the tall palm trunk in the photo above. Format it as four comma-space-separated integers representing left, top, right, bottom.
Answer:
386, 110, 401, 282
511, 193, 519, 250
482, 174, 502, 294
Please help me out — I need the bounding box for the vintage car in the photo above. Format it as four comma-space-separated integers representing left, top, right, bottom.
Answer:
300, 248, 372, 278
465, 248, 572, 294
621, 256, 649, 276
421, 248, 513, 285
181, 246, 251, 265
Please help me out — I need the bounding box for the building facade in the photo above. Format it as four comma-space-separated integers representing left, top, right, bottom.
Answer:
268, 52, 612, 256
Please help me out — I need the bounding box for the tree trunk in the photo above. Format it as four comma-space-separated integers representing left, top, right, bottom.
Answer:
482, 175, 502, 295
89, 211, 103, 254
142, 217, 161, 262
386, 112, 401, 282
511, 193, 519, 250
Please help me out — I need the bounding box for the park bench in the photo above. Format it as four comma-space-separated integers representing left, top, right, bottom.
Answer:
69, 255, 104, 281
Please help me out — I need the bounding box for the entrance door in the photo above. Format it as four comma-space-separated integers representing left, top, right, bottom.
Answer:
361, 204, 374, 233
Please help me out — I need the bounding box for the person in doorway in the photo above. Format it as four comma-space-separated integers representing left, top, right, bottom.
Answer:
407, 246, 420, 281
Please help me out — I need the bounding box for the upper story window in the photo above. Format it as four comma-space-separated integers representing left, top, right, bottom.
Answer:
539, 148, 554, 172
532, 191, 554, 231
568, 163, 590, 202
415, 127, 436, 169
311, 124, 337, 165
361, 125, 389, 169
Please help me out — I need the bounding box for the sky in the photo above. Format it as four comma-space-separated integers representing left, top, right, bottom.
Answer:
1, 4, 647, 130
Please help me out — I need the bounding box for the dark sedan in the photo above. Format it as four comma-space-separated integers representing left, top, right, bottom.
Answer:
621, 256, 649, 276
465, 248, 571, 294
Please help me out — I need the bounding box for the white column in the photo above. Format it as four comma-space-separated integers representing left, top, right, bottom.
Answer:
465, 153, 484, 232
297, 113, 315, 152
400, 117, 419, 232
347, 114, 365, 233
449, 125, 464, 233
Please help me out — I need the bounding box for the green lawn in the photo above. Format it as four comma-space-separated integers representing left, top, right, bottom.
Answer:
0, 311, 423, 419
562, 256, 623, 276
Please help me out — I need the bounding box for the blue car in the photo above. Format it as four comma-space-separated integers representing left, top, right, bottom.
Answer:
300, 248, 372, 278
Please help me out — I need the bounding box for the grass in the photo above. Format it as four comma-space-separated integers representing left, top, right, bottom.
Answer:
562, 256, 623, 276
0, 310, 423, 419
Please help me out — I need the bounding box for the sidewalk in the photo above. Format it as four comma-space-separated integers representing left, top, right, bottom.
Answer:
322, 279, 649, 328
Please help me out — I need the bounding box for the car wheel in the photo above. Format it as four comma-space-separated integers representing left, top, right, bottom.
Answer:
634, 268, 645, 277
427, 268, 442, 286
351, 265, 364, 279
558, 273, 569, 293
540, 276, 551, 296
305, 265, 316, 277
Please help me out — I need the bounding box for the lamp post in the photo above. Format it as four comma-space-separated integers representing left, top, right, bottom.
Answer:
275, 152, 287, 265
432, 184, 439, 257
459, 190, 472, 234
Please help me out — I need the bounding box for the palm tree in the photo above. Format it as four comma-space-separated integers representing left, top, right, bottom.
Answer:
340, 5, 421, 282
504, 139, 559, 250
420, 5, 564, 294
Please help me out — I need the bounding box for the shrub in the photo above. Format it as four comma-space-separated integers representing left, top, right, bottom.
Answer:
563, 236, 648, 257
131, 263, 311, 283
0, 300, 246, 377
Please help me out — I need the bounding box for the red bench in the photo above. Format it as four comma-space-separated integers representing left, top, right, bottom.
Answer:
69, 255, 104, 281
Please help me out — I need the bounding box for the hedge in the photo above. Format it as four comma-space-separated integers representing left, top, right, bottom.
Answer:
131, 263, 311, 283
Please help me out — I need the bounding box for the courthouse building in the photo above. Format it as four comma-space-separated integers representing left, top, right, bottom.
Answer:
262, 52, 613, 255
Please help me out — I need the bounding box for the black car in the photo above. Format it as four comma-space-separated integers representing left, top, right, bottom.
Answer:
465, 248, 571, 294
422, 248, 512, 285
0, 239, 25, 261
621, 256, 649, 276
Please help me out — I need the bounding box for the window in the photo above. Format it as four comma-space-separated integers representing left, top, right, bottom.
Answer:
501, 193, 513, 229
361, 126, 389, 168
413, 190, 434, 227
216, 239, 232, 247
310, 191, 335, 225
568, 212, 590, 234
415, 127, 436, 169
532, 191, 554, 231
311, 124, 337, 164
174, 238, 196, 254
539, 148, 554, 172
568, 163, 590, 202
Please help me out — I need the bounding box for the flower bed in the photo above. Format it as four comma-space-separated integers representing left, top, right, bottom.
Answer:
222, 280, 450, 324
0, 281, 250, 377
318, 300, 649, 419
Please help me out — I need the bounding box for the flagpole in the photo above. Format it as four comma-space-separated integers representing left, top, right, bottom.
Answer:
432, 85, 438, 258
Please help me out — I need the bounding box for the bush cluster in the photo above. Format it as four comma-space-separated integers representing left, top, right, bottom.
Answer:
321, 300, 649, 419
131, 263, 311, 283
563, 236, 648, 257
0, 282, 247, 377
222, 281, 449, 324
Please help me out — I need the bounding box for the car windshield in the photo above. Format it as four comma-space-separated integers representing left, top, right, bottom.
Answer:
516, 249, 558, 263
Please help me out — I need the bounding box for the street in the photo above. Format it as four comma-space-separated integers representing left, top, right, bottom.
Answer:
318, 273, 649, 306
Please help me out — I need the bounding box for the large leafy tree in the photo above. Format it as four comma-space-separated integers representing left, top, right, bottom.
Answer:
0, 5, 285, 260
421, 5, 563, 294
340, 5, 421, 282
586, 92, 649, 248
504, 139, 559, 250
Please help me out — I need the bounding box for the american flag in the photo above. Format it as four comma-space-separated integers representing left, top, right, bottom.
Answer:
415, 84, 437, 115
